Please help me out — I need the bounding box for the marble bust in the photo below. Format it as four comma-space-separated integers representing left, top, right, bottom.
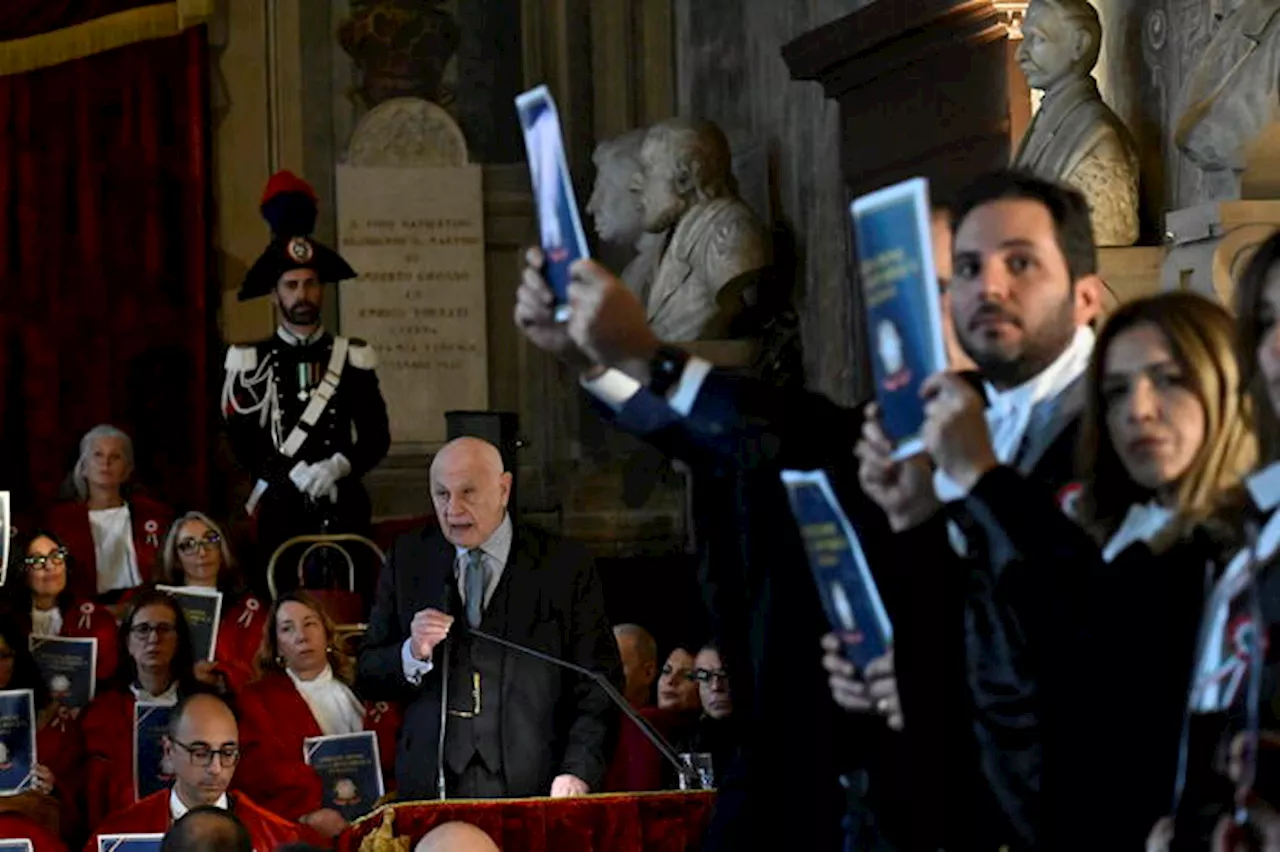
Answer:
1175, 0, 1280, 200
1014, 0, 1140, 246
630, 118, 770, 341
586, 129, 666, 301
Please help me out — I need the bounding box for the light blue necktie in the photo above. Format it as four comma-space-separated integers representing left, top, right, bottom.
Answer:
465, 548, 486, 628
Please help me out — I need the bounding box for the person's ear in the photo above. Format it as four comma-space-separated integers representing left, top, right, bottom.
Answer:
672, 160, 696, 196
498, 471, 513, 508
1071, 27, 1094, 65
1073, 274, 1104, 327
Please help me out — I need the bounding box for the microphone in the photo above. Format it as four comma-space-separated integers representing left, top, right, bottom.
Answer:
464, 625, 695, 789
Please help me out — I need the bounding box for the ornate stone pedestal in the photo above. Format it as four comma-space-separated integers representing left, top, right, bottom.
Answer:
1162, 201, 1280, 306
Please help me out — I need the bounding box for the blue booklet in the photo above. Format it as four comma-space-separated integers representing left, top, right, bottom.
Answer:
156, 585, 223, 662
515, 85, 590, 322
0, 689, 35, 795
133, 703, 175, 801
780, 470, 893, 670
0, 841, 33, 852
29, 635, 98, 709
0, 491, 8, 589
97, 834, 164, 852
303, 731, 385, 821
849, 177, 947, 459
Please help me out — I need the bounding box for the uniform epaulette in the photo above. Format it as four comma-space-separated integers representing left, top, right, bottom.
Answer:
348, 339, 378, 371
224, 344, 259, 373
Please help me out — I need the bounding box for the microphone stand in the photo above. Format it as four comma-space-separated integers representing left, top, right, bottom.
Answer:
468, 626, 694, 789
436, 640, 450, 801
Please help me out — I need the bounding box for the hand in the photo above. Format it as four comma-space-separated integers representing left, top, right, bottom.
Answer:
301, 453, 351, 502
1212, 805, 1280, 852
550, 774, 589, 798
1146, 817, 1173, 852
301, 808, 348, 839
515, 248, 594, 372
193, 660, 225, 690
820, 635, 903, 731
564, 258, 660, 379
921, 372, 997, 493
410, 608, 454, 661
30, 763, 54, 795
855, 406, 938, 531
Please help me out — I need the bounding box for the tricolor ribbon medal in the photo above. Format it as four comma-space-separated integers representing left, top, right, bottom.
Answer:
78, 602, 94, 630
238, 597, 260, 628
371, 701, 389, 724
144, 519, 160, 548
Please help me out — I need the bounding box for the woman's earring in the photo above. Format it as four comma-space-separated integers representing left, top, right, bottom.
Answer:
275, 655, 285, 667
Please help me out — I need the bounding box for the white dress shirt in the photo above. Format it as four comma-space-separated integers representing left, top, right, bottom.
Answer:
89, 504, 142, 594
581, 358, 715, 417
288, 664, 365, 736
1100, 500, 1177, 563
30, 606, 63, 637
131, 681, 180, 705
170, 789, 229, 819
401, 514, 515, 685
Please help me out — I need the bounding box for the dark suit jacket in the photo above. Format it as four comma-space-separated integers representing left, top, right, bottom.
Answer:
355, 521, 622, 799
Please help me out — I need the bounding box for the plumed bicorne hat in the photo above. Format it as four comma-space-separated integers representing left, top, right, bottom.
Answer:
237, 170, 357, 301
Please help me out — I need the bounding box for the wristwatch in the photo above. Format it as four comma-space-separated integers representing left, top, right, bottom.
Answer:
647, 345, 690, 397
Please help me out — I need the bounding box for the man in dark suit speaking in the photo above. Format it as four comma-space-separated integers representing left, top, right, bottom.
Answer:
356, 437, 621, 799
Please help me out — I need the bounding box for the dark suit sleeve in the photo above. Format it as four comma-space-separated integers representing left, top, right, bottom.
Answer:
345, 361, 391, 478
356, 540, 421, 701
595, 370, 861, 474
557, 542, 623, 789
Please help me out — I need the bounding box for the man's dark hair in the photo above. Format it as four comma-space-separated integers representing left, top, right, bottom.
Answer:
161, 805, 251, 852
951, 169, 1098, 284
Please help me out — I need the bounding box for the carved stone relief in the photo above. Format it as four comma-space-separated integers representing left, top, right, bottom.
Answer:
345, 98, 469, 167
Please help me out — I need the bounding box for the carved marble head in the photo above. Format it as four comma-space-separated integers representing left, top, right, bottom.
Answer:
587, 129, 647, 246
630, 118, 735, 234
1017, 0, 1102, 92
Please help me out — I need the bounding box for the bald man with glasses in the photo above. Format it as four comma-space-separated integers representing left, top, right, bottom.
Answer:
84, 692, 319, 852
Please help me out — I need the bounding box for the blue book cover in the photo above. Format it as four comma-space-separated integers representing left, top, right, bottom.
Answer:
97, 834, 164, 852
515, 85, 590, 322
780, 470, 893, 670
29, 635, 98, 709
303, 731, 384, 821
0, 491, 8, 589
0, 841, 33, 852
133, 703, 175, 801
156, 585, 223, 662
849, 177, 947, 459
0, 689, 35, 795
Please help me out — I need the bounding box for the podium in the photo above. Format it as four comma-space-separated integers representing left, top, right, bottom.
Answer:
339, 791, 716, 852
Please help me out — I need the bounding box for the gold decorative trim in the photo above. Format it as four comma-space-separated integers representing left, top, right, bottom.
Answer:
0, 0, 215, 77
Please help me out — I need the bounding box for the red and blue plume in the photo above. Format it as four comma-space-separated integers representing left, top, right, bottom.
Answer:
260, 170, 318, 238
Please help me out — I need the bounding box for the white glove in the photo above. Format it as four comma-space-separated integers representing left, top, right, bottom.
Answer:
301, 453, 351, 502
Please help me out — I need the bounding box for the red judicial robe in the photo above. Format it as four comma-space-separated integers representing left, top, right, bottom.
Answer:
20, 601, 120, 687
214, 594, 268, 692
38, 706, 88, 840
45, 495, 174, 602
603, 706, 696, 792
80, 689, 147, 833
0, 813, 67, 852
84, 790, 317, 852
235, 671, 401, 821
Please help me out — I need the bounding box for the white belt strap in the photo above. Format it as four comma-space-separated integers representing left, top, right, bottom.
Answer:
279, 336, 349, 459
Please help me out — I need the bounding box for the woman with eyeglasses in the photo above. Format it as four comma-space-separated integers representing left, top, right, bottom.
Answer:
43, 425, 173, 607
234, 591, 400, 840
8, 530, 119, 688
157, 512, 268, 692
0, 618, 84, 851
79, 589, 202, 833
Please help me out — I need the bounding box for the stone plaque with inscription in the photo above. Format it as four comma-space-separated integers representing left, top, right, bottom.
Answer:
336, 165, 488, 445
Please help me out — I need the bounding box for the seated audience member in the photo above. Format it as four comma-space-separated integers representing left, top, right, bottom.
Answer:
45, 425, 173, 605
911, 291, 1255, 848
11, 530, 119, 687
86, 692, 317, 851
615, 623, 658, 708
0, 619, 84, 848
235, 590, 400, 840
158, 512, 268, 692
603, 624, 674, 792
415, 821, 500, 852
657, 647, 701, 715
676, 644, 739, 787
161, 805, 253, 852
81, 589, 208, 832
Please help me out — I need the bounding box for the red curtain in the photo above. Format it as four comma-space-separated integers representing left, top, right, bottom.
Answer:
0, 27, 213, 527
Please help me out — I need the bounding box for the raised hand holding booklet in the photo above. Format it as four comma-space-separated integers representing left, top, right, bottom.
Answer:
849, 177, 947, 459
303, 730, 384, 821
781, 470, 892, 670
133, 702, 175, 801
97, 834, 164, 852
156, 585, 223, 662
515, 85, 589, 321
0, 689, 35, 796
29, 635, 97, 709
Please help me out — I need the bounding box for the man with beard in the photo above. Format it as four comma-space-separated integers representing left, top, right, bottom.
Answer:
222, 171, 390, 579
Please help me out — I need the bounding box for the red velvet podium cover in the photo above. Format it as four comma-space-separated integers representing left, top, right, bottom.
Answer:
337, 791, 716, 852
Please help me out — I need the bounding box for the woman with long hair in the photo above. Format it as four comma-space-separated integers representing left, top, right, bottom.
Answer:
9, 530, 119, 688
79, 588, 203, 833
235, 591, 399, 840
157, 511, 268, 691
922, 291, 1256, 847
0, 618, 84, 850
43, 425, 173, 605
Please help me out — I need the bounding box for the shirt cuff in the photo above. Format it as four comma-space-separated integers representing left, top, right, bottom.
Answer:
401, 638, 433, 684
667, 357, 712, 416
580, 368, 641, 411
579, 357, 713, 416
